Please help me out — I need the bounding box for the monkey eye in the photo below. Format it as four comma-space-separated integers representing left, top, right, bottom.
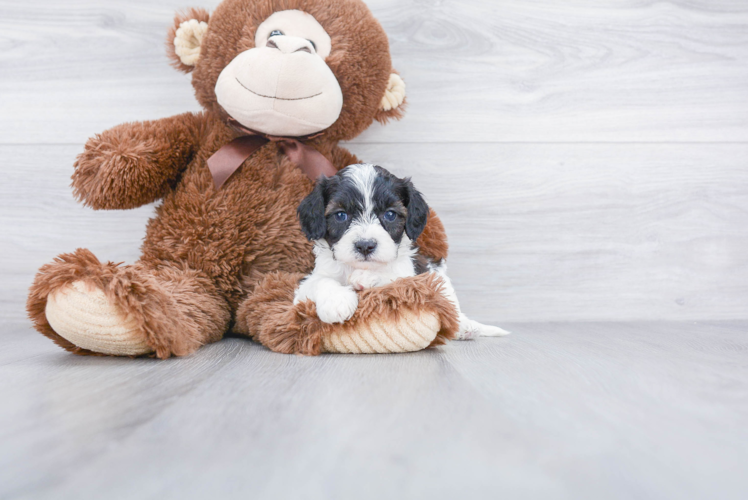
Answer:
334, 211, 348, 222
383, 210, 398, 222
269, 30, 284, 37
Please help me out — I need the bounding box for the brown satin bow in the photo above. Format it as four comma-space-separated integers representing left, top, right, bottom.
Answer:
207, 119, 337, 190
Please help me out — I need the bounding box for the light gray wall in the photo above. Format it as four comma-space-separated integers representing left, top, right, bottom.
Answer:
1, 0, 747, 323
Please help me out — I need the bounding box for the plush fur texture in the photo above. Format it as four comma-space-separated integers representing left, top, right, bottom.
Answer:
26, 0, 452, 358
235, 272, 457, 355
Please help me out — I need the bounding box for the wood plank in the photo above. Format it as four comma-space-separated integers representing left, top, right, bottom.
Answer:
353, 142, 748, 322
1, 320, 746, 499
2, 143, 747, 323
1, 0, 747, 144
0, 144, 155, 324
0, 0, 212, 145
364, 0, 748, 144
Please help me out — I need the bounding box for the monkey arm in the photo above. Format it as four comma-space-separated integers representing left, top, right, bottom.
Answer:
72, 112, 207, 210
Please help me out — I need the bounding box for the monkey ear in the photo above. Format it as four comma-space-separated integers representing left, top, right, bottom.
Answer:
297, 178, 330, 241
166, 8, 210, 73
374, 73, 407, 124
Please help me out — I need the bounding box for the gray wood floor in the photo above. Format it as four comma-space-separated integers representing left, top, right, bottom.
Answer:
1, 0, 748, 498
1, 320, 747, 499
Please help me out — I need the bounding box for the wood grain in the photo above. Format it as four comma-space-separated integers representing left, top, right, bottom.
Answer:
2, 1, 748, 498
3, 143, 747, 323
0, 0, 746, 144
0, 145, 155, 324
1, 320, 746, 499
355, 142, 748, 322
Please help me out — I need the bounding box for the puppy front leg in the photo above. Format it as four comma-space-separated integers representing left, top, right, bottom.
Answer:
295, 276, 359, 324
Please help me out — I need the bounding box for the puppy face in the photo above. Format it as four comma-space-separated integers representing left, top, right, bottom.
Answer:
298, 164, 429, 269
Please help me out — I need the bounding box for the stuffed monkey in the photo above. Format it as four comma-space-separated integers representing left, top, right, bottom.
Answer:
27, 0, 458, 358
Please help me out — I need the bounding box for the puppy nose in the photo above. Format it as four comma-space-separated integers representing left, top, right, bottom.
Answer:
265, 36, 315, 55
354, 239, 378, 257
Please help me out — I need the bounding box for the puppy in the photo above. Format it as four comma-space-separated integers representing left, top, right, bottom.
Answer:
294, 164, 509, 340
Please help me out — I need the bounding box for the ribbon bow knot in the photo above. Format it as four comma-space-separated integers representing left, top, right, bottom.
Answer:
207, 120, 337, 190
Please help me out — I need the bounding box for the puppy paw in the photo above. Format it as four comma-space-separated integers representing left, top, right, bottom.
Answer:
315, 286, 359, 324
348, 269, 383, 291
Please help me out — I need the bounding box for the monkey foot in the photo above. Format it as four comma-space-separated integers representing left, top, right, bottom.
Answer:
45, 281, 152, 357
321, 309, 440, 354
236, 271, 458, 355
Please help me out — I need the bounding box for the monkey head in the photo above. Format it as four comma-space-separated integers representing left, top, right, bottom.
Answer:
167, 0, 406, 141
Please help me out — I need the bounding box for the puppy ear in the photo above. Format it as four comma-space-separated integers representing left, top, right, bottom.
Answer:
403, 179, 429, 241
374, 73, 406, 124
167, 8, 210, 73
297, 178, 329, 241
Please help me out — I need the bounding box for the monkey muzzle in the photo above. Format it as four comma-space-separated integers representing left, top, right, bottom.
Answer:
215, 35, 344, 137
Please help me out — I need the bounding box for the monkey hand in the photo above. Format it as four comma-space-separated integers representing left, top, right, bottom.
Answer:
72, 113, 203, 210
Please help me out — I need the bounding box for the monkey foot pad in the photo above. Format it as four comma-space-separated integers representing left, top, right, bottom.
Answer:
321, 309, 440, 354
46, 281, 153, 356
45, 282, 439, 357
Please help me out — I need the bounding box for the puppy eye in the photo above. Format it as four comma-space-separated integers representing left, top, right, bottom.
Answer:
307, 39, 317, 51
383, 210, 398, 222
334, 212, 348, 222
269, 30, 284, 37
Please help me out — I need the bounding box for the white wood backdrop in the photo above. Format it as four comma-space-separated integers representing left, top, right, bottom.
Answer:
2, 3, 748, 498
1, 0, 747, 323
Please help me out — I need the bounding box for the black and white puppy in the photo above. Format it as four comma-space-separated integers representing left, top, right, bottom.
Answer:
294, 164, 508, 340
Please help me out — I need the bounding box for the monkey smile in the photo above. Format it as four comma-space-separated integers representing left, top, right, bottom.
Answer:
236, 78, 322, 101
214, 35, 345, 136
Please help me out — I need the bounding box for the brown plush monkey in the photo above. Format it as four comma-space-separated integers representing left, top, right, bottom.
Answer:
27, 0, 458, 358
